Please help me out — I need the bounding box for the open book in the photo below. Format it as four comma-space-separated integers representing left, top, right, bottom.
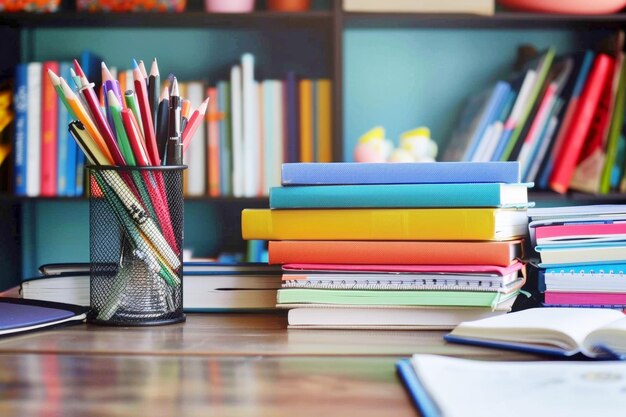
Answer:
397, 355, 626, 417
444, 307, 626, 358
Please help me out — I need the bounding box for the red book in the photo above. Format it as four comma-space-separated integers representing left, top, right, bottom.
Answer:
40, 61, 59, 196
549, 53, 613, 194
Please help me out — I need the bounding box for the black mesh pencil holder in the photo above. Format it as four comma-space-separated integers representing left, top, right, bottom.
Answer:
88, 165, 186, 326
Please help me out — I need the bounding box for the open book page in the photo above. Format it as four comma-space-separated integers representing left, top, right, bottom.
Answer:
448, 308, 624, 354
410, 355, 626, 417
584, 316, 626, 357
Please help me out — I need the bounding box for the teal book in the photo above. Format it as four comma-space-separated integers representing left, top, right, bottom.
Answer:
270, 182, 531, 209
277, 288, 519, 307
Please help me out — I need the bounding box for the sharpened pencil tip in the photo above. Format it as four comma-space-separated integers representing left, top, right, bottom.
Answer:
160, 86, 169, 101
132, 59, 139, 69
106, 89, 120, 107
199, 97, 210, 114
171, 78, 179, 97
47, 68, 60, 85
101, 61, 115, 82
59, 77, 76, 98
149, 58, 160, 77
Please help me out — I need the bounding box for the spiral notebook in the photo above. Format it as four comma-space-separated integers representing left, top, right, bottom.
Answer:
540, 263, 626, 292
282, 262, 525, 292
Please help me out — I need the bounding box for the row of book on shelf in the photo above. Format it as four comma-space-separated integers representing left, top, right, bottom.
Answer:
11, 50, 332, 198
443, 30, 626, 195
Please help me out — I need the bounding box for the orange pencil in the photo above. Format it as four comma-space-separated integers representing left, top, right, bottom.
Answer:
59, 77, 114, 164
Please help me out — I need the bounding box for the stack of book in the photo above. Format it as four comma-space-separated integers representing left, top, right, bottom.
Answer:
242, 161, 531, 329
528, 205, 626, 309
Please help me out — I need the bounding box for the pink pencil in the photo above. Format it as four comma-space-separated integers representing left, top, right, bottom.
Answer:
182, 97, 210, 154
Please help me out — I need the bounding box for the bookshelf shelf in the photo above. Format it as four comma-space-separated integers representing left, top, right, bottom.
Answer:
343, 12, 626, 29
0, 10, 333, 28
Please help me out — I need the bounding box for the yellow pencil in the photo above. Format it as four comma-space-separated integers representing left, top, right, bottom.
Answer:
59, 76, 114, 164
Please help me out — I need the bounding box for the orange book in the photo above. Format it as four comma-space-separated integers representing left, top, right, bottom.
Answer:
207, 86, 221, 197
299, 79, 313, 162
315, 79, 332, 162
268, 240, 524, 267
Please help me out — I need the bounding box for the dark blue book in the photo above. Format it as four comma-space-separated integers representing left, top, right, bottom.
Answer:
0, 298, 89, 337
13, 63, 28, 196
281, 161, 521, 185
285, 71, 299, 163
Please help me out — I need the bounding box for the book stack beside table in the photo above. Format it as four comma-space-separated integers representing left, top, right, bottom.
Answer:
242, 161, 531, 329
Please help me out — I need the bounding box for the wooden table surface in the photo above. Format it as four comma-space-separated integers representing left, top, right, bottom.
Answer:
0, 312, 550, 416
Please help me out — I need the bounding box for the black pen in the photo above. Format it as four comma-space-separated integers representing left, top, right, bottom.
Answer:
166, 78, 182, 165
156, 86, 170, 162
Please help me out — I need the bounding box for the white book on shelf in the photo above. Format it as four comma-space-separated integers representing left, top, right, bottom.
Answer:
343, 0, 495, 15
262, 79, 285, 193
183, 81, 206, 196
241, 53, 259, 197
230, 64, 244, 197
26, 62, 42, 197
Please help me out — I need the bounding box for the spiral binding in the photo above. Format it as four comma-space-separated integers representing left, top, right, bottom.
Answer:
282, 278, 517, 292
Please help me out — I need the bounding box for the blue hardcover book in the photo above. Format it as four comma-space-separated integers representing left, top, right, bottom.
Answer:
464, 81, 511, 161
74, 147, 85, 196
270, 182, 531, 209
281, 161, 521, 185
13, 63, 28, 196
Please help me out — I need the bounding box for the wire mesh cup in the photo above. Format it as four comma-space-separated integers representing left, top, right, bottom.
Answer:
88, 165, 186, 326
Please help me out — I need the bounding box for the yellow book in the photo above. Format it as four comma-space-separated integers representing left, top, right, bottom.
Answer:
299, 79, 313, 162
315, 79, 332, 162
242, 208, 528, 241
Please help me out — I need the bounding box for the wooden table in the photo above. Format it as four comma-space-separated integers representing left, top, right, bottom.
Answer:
0, 312, 549, 416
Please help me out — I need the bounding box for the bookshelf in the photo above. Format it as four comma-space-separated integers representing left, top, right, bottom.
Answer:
1, 1, 625, 286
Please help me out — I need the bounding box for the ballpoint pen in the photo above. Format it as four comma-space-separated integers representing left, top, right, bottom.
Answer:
166, 78, 182, 165
156, 86, 170, 162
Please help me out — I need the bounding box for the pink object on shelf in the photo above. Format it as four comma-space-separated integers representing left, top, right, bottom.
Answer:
498, 0, 626, 14
205, 0, 255, 13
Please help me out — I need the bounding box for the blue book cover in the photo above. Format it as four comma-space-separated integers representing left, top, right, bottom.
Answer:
270, 182, 531, 209
281, 161, 521, 185
396, 359, 441, 417
57, 62, 71, 196
13, 63, 28, 196
75, 148, 85, 196
464, 81, 512, 161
